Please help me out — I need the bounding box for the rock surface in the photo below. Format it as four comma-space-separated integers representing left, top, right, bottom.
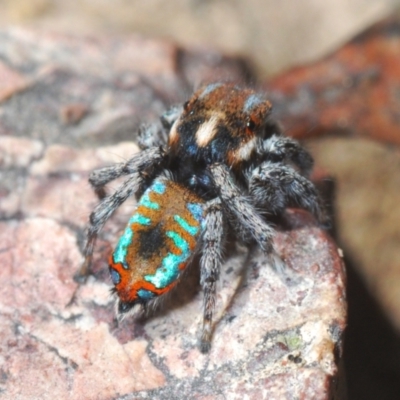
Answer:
0, 28, 251, 147
0, 30, 346, 399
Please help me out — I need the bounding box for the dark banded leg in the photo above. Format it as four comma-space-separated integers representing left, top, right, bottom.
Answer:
75, 175, 141, 282
88, 146, 164, 198
261, 134, 314, 177
160, 105, 183, 129
249, 161, 328, 226
76, 147, 165, 281
138, 124, 167, 150
210, 163, 275, 254
200, 198, 224, 353
138, 105, 182, 150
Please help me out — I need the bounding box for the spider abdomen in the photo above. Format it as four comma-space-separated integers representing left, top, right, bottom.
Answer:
108, 177, 205, 311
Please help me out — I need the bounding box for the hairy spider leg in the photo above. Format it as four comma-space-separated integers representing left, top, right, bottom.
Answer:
138, 105, 183, 150
75, 147, 165, 282
260, 134, 315, 177
199, 198, 224, 353
210, 163, 276, 254
88, 147, 164, 194
249, 161, 328, 225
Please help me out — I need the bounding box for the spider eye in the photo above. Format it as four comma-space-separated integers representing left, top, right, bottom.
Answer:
246, 118, 256, 132
183, 100, 190, 111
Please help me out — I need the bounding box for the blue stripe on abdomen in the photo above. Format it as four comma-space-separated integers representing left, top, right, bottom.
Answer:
187, 203, 203, 222
139, 192, 160, 210
114, 224, 133, 267
174, 215, 198, 235
113, 180, 163, 267
130, 214, 151, 226
152, 180, 166, 194
144, 230, 190, 289
112, 179, 205, 297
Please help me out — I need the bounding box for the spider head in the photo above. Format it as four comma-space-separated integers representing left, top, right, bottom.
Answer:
168, 82, 272, 167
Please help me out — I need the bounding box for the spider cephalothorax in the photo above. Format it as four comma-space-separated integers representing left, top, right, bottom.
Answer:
169, 82, 272, 166
76, 82, 326, 352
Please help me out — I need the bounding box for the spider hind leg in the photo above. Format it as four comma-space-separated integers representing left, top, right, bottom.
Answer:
199, 198, 224, 353
75, 147, 165, 282
249, 161, 328, 226
210, 163, 276, 255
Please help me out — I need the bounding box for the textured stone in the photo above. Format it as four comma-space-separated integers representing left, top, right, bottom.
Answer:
0, 136, 43, 168
60, 103, 90, 125
0, 28, 346, 399
0, 220, 165, 400
0, 60, 29, 102
30, 142, 139, 176
0, 139, 346, 399
0, 137, 44, 219
0, 28, 251, 147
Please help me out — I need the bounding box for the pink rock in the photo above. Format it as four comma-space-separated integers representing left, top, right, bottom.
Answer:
0, 60, 29, 102
0, 136, 43, 169
0, 28, 346, 399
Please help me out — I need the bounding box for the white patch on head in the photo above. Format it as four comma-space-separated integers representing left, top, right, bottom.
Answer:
235, 137, 257, 160
195, 115, 219, 147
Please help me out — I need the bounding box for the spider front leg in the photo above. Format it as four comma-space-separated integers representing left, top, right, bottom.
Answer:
210, 163, 276, 255
199, 198, 224, 353
137, 124, 167, 150
249, 161, 328, 226
160, 105, 182, 130
89, 147, 164, 197
261, 134, 314, 177
75, 147, 165, 282
137, 105, 182, 150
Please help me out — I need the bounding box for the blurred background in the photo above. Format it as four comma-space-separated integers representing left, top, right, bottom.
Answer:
1, 0, 400, 398
0, 0, 397, 77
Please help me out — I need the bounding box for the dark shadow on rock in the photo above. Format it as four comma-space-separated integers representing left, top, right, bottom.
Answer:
343, 256, 400, 400
322, 168, 400, 400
